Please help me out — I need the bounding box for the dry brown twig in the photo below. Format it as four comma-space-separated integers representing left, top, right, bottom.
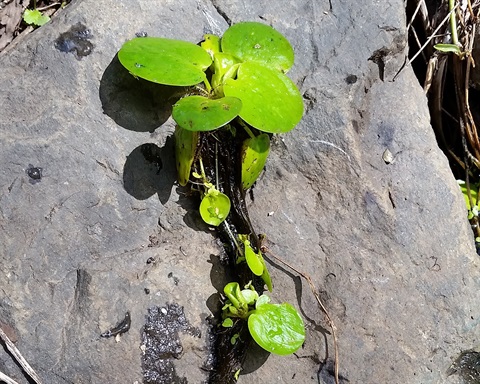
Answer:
260, 244, 340, 384
0, 326, 43, 384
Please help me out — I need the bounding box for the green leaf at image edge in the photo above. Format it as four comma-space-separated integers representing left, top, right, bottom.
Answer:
118, 37, 212, 86
248, 303, 305, 355
172, 96, 242, 131
224, 62, 303, 133
23, 9, 50, 26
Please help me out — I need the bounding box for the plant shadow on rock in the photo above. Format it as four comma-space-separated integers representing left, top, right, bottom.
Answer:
122, 140, 175, 204
99, 53, 211, 232
99, 54, 183, 133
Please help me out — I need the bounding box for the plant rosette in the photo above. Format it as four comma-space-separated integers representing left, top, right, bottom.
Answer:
221, 282, 305, 355
118, 22, 304, 196
118, 21, 306, 362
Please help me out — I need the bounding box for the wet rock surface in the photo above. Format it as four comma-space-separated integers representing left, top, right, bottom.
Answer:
0, 0, 479, 383
142, 304, 201, 384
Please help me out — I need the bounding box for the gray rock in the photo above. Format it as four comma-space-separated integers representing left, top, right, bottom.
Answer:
0, 1, 478, 384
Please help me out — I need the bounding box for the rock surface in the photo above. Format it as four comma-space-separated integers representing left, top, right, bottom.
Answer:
0, 0, 479, 383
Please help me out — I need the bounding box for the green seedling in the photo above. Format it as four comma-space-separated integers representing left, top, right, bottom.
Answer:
23, 9, 50, 26
23, 0, 50, 27
221, 282, 305, 355
199, 187, 231, 226
192, 160, 231, 227
434, 0, 463, 57
238, 234, 272, 291
458, 180, 480, 220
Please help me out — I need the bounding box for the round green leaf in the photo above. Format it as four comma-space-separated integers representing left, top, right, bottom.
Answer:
172, 96, 242, 131
241, 133, 270, 190
255, 295, 270, 308
224, 62, 303, 133
248, 303, 305, 355
245, 242, 264, 276
174, 126, 199, 186
118, 37, 212, 86
221, 22, 294, 72
199, 189, 231, 226
241, 289, 259, 305
222, 318, 234, 328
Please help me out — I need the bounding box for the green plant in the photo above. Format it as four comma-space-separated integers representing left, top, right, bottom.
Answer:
221, 282, 305, 355
23, 0, 50, 27
434, 0, 462, 55
119, 22, 302, 225
117, 22, 306, 376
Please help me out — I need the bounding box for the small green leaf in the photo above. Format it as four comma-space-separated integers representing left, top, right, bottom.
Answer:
118, 37, 212, 86
201, 34, 221, 58
434, 43, 462, 55
221, 22, 294, 72
241, 133, 270, 189
224, 62, 303, 133
244, 241, 264, 276
241, 288, 259, 305
458, 180, 479, 211
200, 188, 231, 226
174, 126, 199, 186
224, 282, 242, 307
23, 9, 50, 26
260, 258, 273, 292
231, 333, 240, 345
211, 53, 241, 88
222, 318, 234, 328
172, 96, 242, 131
255, 294, 270, 308
248, 303, 305, 355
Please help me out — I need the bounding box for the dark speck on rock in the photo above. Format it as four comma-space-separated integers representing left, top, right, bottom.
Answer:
345, 74, 358, 84
26, 164, 42, 184
54, 22, 93, 60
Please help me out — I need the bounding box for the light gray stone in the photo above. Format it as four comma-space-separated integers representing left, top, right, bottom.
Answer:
0, 0, 478, 383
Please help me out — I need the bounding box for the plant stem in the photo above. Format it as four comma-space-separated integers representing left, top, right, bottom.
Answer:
449, 0, 459, 45
199, 157, 207, 183
239, 120, 256, 139
204, 77, 212, 93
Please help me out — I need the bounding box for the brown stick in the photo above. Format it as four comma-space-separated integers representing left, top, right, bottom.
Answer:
260, 244, 340, 384
0, 326, 43, 384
